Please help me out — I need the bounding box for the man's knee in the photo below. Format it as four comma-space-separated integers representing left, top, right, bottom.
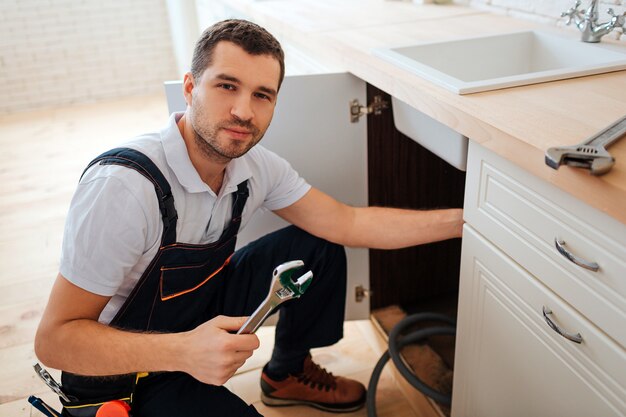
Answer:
285, 226, 346, 262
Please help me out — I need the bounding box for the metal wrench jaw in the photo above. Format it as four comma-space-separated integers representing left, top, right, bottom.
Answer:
275, 261, 313, 298
545, 114, 626, 175
589, 155, 616, 175
545, 146, 615, 175
545, 147, 568, 170
33, 363, 72, 402
236, 260, 313, 334
265, 260, 308, 302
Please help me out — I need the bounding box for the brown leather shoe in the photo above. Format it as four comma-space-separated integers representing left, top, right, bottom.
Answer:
260, 355, 366, 413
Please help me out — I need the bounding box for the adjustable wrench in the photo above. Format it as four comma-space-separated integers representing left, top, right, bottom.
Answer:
545, 115, 626, 175
237, 260, 313, 334
33, 363, 73, 402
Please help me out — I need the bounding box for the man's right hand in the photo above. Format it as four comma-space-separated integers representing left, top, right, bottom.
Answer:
36, 275, 260, 384
178, 315, 260, 385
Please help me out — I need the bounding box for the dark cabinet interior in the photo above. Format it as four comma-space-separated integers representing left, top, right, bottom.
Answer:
366, 84, 466, 311
365, 84, 466, 414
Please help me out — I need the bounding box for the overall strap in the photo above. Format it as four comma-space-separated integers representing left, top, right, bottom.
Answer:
232, 180, 249, 220
82, 147, 178, 246
214, 180, 249, 243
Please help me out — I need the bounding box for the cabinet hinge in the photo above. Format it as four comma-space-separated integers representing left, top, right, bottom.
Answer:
355, 285, 372, 303
350, 95, 389, 123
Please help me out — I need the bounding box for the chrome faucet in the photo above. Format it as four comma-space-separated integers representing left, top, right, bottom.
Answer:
561, 0, 625, 43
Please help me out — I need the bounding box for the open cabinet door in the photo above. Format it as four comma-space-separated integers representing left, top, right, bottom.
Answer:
165, 73, 369, 320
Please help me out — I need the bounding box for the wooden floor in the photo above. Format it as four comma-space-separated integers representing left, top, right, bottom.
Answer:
0, 94, 422, 416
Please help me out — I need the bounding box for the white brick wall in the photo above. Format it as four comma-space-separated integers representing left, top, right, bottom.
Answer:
455, 0, 625, 39
0, 0, 178, 114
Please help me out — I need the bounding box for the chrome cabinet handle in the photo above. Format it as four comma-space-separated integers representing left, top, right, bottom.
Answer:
542, 306, 583, 344
554, 239, 599, 272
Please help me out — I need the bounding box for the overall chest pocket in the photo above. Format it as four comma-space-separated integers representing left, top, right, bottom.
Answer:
159, 254, 232, 301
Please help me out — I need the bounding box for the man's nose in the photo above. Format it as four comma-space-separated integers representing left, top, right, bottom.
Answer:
230, 95, 254, 122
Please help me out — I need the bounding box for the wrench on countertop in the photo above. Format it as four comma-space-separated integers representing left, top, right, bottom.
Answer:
545, 115, 626, 176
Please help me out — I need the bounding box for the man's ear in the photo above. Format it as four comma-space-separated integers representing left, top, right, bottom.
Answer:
182, 72, 195, 107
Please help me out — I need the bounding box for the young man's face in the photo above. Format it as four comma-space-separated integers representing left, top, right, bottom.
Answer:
185, 41, 281, 163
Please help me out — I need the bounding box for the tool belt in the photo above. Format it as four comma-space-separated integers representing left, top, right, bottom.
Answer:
59, 372, 140, 417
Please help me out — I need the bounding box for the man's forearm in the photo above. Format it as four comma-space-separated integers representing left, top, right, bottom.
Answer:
349, 207, 463, 249
35, 319, 184, 376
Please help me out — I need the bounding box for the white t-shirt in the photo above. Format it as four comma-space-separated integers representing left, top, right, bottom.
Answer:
60, 112, 310, 324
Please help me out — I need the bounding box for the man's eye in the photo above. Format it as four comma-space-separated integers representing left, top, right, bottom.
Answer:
254, 93, 270, 101
219, 84, 236, 91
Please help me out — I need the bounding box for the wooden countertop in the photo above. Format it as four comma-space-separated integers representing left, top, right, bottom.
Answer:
215, 0, 626, 224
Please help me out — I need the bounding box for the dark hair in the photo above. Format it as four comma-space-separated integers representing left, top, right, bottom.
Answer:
191, 19, 285, 90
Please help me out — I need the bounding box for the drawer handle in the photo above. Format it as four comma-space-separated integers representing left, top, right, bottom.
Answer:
554, 239, 599, 272
542, 306, 583, 344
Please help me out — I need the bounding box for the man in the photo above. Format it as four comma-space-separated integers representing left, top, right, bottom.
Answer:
35, 19, 463, 416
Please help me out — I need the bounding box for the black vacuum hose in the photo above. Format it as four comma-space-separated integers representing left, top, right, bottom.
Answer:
367, 313, 456, 417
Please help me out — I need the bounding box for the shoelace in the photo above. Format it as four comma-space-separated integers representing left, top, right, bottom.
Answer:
296, 358, 338, 391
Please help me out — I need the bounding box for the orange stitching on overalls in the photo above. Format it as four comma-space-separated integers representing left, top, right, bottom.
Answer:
159, 254, 233, 301
161, 263, 204, 271
161, 235, 236, 252
111, 250, 165, 323
161, 242, 220, 250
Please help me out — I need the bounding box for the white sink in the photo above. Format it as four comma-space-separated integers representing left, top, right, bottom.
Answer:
374, 30, 626, 94
392, 97, 468, 170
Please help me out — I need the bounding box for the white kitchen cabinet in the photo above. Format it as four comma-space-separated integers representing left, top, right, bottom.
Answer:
452, 142, 626, 416
453, 226, 625, 416
165, 73, 371, 320
463, 142, 626, 347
